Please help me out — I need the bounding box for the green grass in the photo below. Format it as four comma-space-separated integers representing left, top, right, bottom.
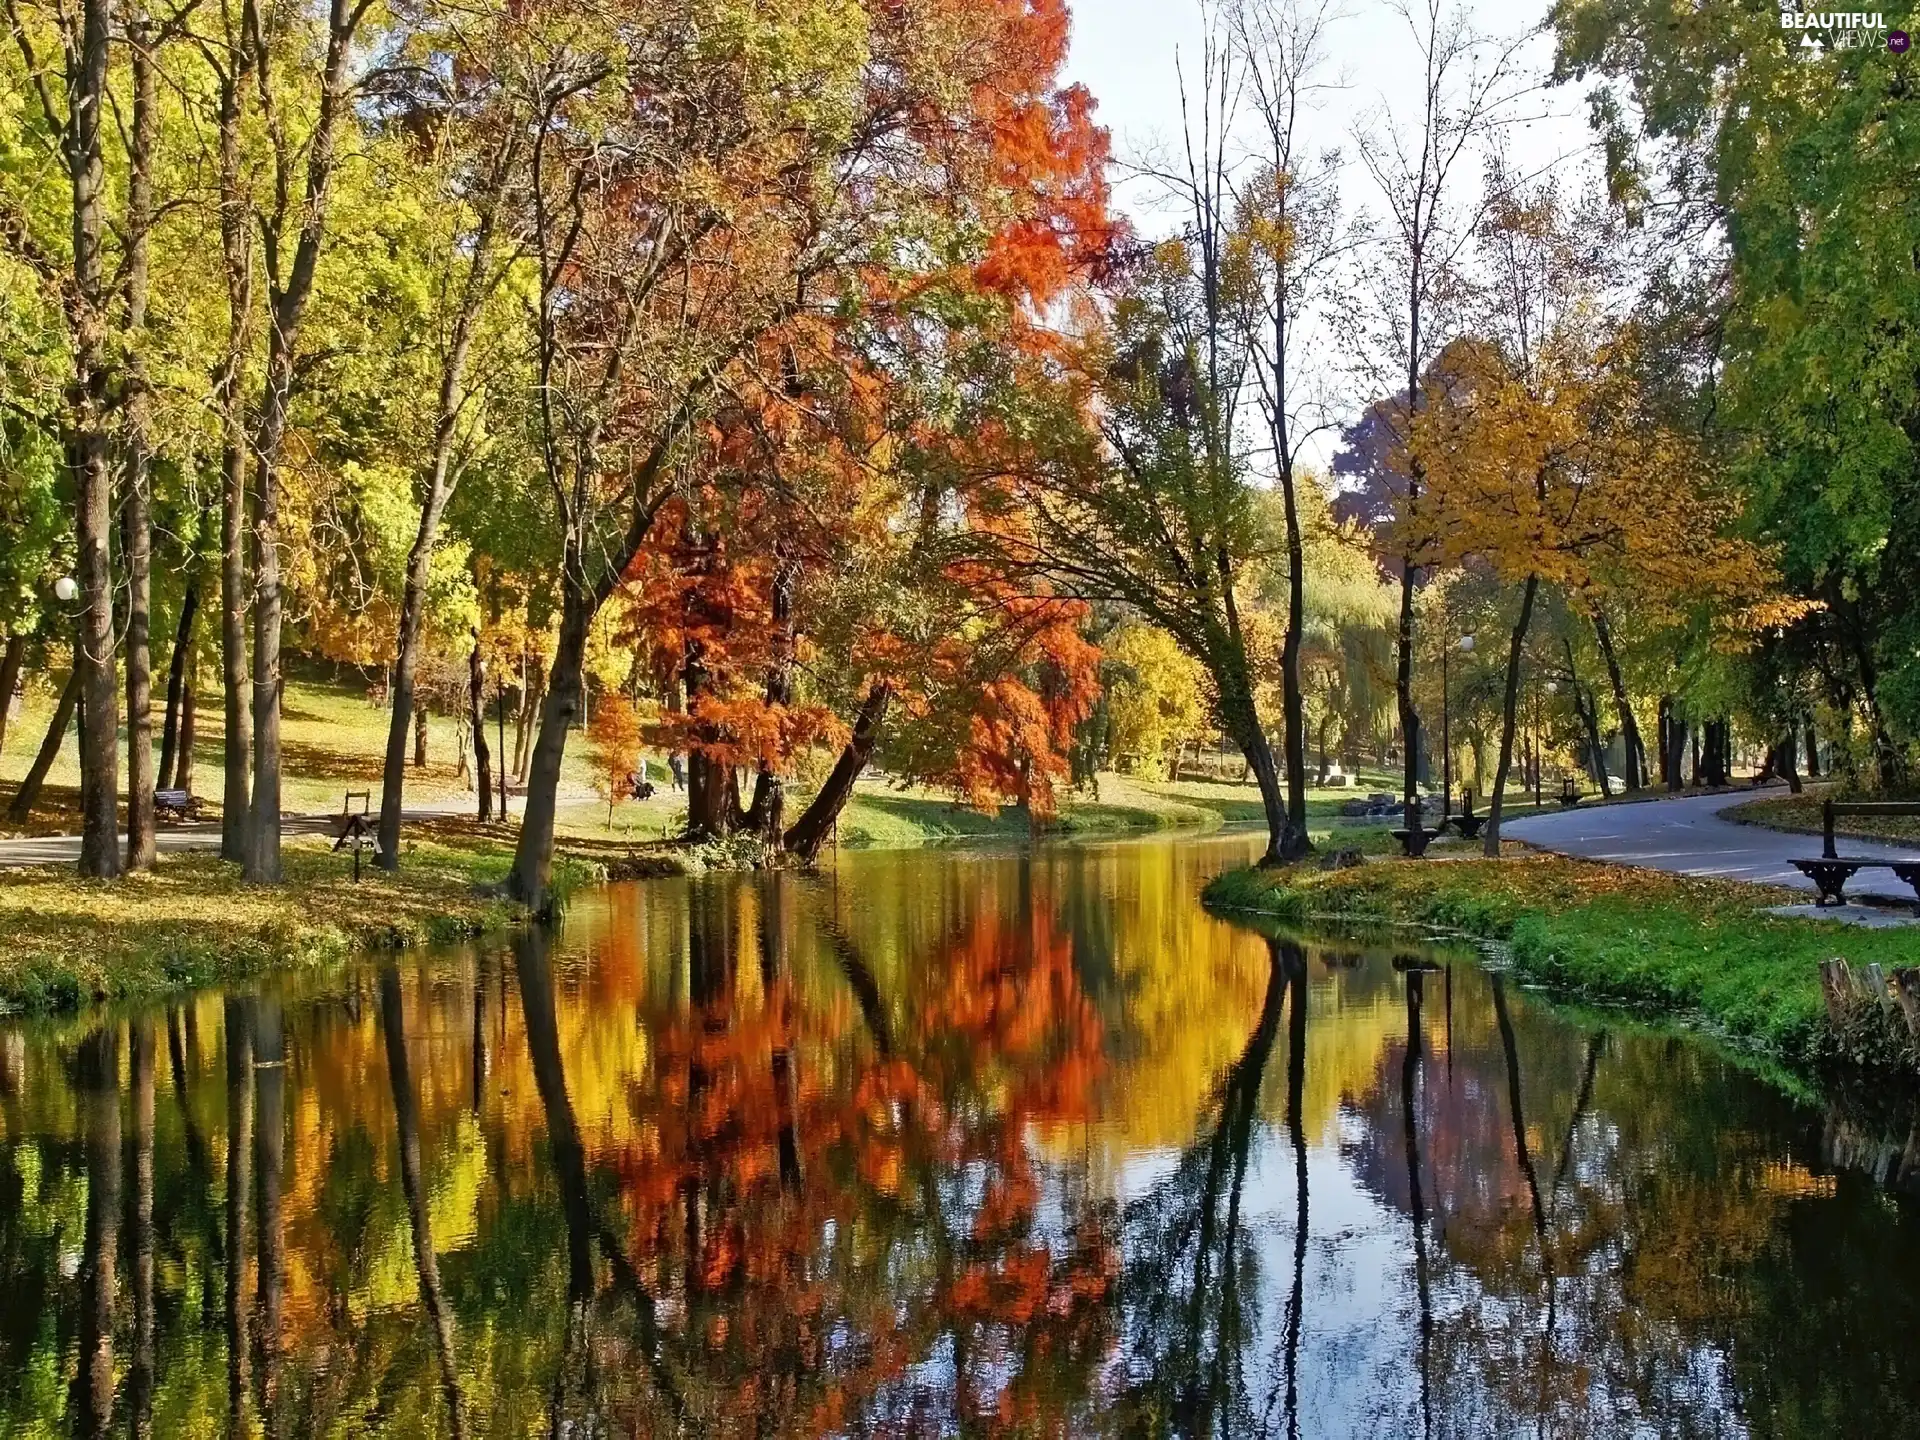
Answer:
0, 836, 598, 1014
1203, 854, 1920, 1072
1726, 791, 1920, 846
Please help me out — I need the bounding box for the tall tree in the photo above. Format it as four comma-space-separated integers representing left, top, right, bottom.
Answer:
1350, 0, 1528, 839
243, 0, 379, 882
373, 9, 526, 869
4, 0, 125, 874
1229, 0, 1355, 860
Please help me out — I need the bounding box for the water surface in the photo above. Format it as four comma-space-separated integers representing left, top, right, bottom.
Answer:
4, 834, 1919, 1436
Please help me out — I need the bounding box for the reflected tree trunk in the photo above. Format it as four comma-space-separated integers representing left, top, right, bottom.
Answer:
1174, 940, 1288, 1434
1403, 969, 1432, 1439
514, 929, 600, 1426
253, 1000, 286, 1434
759, 874, 802, 1191
471, 955, 489, 1114
1491, 972, 1557, 1398
1280, 940, 1309, 1440
224, 997, 254, 1435
131, 1019, 157, 1439
70, 1026, 120, 1437
379, 965, 468, 1438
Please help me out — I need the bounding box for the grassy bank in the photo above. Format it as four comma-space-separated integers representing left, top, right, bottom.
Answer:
1203, 855, 1919, 1071
0, 837, 597, 1014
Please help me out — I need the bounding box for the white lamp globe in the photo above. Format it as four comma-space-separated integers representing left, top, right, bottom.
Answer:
1458, 634, 1476, 653
53, 576, 78, 603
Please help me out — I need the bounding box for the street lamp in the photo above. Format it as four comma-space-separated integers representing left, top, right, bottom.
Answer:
1440, 632, 1475, 826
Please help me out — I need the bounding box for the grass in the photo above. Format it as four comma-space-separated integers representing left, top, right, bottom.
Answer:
0, 835, 598, 1014
1202, 853, 1920, 1072
1726, 791, 1920, 847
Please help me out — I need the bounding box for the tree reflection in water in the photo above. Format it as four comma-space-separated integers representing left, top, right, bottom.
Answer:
3, 840, 1920, 1434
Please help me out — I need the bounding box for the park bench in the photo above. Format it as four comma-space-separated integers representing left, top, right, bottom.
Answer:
330, 790, 379, 880
154, 788, 202, 824
1451, 788, 1485, 841
1791, 799, 1920, 908
1558, 777, 1583, 808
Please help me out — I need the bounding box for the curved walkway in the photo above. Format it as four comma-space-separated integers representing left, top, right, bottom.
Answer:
1502, 788, 1918, 905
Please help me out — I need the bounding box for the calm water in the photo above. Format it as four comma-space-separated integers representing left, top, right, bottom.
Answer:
4, 834, 1920, 1438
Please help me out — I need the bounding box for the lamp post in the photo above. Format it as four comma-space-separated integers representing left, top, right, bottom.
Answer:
1441, 632, 1475, 825
1535, 679, 1559, 806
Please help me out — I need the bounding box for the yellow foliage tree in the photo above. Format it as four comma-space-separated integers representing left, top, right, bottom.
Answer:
1104, 623, 1208, 779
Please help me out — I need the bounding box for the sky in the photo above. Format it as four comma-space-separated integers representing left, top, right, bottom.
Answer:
1059, 0, 1606, 467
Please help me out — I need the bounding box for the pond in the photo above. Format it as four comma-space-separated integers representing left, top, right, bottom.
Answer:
4, 833, 1920, 1436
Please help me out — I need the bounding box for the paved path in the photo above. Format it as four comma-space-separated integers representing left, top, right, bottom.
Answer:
1502, 788, 1919, 905
0, 801, 471, 870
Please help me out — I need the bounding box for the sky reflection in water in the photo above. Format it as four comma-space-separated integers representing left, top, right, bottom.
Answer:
3, 833, 1919, 1437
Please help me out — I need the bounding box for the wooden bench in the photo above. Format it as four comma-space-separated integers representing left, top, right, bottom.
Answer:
1451, 788, 1485, 841
330, 791, 378, 879
1791, 799, 1920, 908
1558, 776, 1583, 808
154, 788, 202, 823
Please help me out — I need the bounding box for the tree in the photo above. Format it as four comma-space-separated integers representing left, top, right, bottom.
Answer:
372, 1, 529, 869
1228, 0, 1358, 858
1349, 0, 1531, 838
1105, 622, 1208, 777
1552, 0, 1920, 787
3, 0, 125, 875
1015, 250, 1296, 865
588, 693, 644, 828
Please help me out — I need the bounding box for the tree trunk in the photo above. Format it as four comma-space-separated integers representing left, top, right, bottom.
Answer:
174, 664, 197, 793
469, 638, 492, 822
1483, 575, 1538, 857
70, 1026, 120, 1434
785, 682, 891, 863
378, 966, 467, 1437
61, 0, 122, 879
7, 670, 81, 823
742, 555, 798, 844
121, 0, 159, 872
506, 582, 592, 912
1563, 637, 1609, 798
0, 632, 24, 760
244, 0, 363, 885
375, 214, 493, 866
157, 582, 199, 792
1804, 719, 1821, 778
215, 32, 253, 865
1394, 556, 1422, 839
413, 698, 428, 769
1589, 608, 1644, 789
1276, 484, 1312, 858
1218, 676, 1289, 867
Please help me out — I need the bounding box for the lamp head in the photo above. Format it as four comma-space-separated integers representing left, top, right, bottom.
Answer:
52, 576, 78, 603
1457, 634, 1476, 653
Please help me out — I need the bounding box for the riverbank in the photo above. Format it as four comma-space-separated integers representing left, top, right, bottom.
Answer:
1203, 856, 1920, 1073
0, 837, 598, 1014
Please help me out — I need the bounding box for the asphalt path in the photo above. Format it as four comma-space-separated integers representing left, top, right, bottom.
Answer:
0, 801, 470, 870
1501, 787, 1919, 906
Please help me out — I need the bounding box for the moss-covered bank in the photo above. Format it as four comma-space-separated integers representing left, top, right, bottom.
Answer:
1203, 856, 1920, 1072
0, 838, 599, 1014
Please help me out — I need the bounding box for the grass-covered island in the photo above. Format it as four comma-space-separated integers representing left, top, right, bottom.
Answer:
1204, 854, 1920, 1075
